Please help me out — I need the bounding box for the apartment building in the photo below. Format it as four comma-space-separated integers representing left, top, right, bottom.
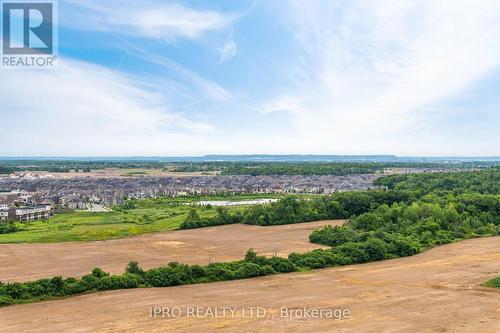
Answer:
8, 205, 51, 222
0, 204, 8, 222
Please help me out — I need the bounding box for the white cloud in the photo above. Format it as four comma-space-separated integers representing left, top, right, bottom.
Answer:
261, 0, 500, 155
63, 0, 234, 41
219, 41, 238, 63
3, 1, 499, 156
259, 95, 299, 114
0, 59, 215, 156
128, 45, 232, 102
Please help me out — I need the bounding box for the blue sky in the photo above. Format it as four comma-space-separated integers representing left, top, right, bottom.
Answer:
1, 0, 499, 156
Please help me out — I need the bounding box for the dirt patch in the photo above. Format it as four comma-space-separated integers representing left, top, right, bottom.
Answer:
1, 237, 498, 333
154, 241, 185, 247
0, 220, 343, 282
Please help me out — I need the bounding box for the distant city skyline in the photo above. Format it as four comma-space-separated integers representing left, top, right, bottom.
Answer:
1, 0, 499, 156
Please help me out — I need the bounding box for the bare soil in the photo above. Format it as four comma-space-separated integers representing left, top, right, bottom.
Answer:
8, 168, 218, 179
0, 237, 498, 333
0, 220, 343, 282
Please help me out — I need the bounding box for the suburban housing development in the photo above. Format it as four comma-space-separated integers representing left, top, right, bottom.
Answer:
0, 190, 51, 222
7, 205, 52, 222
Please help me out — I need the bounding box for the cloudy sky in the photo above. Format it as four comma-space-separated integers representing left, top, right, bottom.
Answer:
1, 0, 499, 156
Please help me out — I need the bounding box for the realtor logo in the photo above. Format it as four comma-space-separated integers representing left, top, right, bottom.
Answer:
1, 0, 58, 68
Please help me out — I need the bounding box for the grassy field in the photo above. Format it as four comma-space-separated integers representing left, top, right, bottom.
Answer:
0, 194, 325, 243
0, 196, 281, 243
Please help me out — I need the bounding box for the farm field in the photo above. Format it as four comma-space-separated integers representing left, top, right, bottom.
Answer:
5, 167, 220, 179
1, 236, 498, 332
0, 220, 343, 282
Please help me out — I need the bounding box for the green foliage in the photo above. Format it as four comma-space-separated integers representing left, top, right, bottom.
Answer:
0, 295, 15, 306
0, 160, 169, 173
0, 222, 19, 234
125, 261, 144, 275
484, 277, 500, 289
307, 193, 499, 265
92, 267, 108, 278
179, 207, 244, 229
310, 225, 359, 246
0, 249, 299, 307
242, 190, 417, 225
374, 170, 500, 195
220, 162, 385, 176
171, 161, 488, 176
180, 190, 418, 229
0, 159, 493, 176
171, 161, 386, 175
0, 196, 250, 243
180, 170, 500, 233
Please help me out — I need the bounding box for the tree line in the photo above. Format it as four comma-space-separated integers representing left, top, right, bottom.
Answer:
0, 160, 167, 174
308, 194, 499, 259
374, 169, 500, 194
171, 161, 482, 176
0, 250, 296, 306
181, 169, 499, 229
180, 190, 419, 229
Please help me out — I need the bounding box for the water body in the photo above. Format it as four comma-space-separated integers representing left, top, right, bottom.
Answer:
195, 199, 279, 207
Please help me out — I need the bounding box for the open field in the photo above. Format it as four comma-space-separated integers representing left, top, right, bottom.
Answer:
0, 208, 191, 243
0, 194, 317, 243
0, 198, 264, 243
0, 220, 343, 282
0, 237, 498, 332
6, 168, 220, 179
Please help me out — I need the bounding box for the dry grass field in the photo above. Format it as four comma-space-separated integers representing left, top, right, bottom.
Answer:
0, 220, 343, 282
8, 168, 218, 179
1, 237, 498, 332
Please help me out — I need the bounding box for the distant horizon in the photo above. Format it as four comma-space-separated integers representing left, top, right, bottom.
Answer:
0, 154, 499, 162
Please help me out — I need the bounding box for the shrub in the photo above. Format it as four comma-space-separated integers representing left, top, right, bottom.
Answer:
262, 265, 276, 275
190, 265, 206, 280
266, 257, 297, 273
235, 262, 265, 279
63, 282, 86, 295
309, 225, 359, 246
126, 261, 144, 275
96, 276, 113, 291
335, 242, 369, 263
0, 295, 15, 306
4, 283, 23, 299
50, 277, 65, 294
485, 277, 500, 289
205, 264, 236, 281
91, 268, 109, 279
363, 238, 389, 261
0, 222, 19, 234
81, 274, 99, 289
